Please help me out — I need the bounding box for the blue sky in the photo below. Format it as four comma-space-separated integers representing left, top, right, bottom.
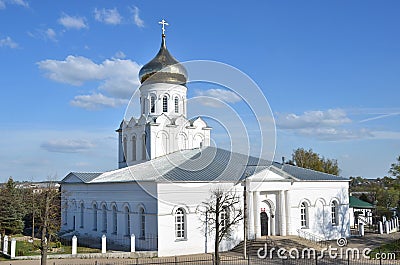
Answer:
0, 0, 399, 182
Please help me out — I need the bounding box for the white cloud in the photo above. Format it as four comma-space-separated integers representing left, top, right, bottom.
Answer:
275, 109, 351, 129
94, 8, 122, 25
114, 51, 126, 59
130, 6, 144, 28
41, 139, 95, 153
0, 0, 28, 9
37, 55, 141, 108
10, 0, 28, 7
295, 128, 373, 141
194, 88, 242, 108
0, 36, 18, 48
58, 13, 88, 30
70, 93, 129, 110
45, 28, 57, 41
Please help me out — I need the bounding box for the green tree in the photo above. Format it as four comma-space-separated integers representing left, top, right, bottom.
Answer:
389, 155, 400, 179
0, 178, 25, 235
288, 148, 340, 176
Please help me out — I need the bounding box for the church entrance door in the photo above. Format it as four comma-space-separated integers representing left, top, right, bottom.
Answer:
260, 212, 268, 236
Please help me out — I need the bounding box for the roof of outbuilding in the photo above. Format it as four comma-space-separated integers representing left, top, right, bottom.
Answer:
62, 147, 349, 184
349, 196, 375, 209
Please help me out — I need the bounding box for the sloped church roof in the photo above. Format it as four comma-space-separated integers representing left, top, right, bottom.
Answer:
62, 147, 348, 184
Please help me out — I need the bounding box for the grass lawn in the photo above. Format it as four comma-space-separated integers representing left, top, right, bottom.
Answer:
370, 239, 400, 259
15, 240, 100, 256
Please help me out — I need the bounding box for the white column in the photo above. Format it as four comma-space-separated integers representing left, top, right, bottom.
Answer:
279, 190, 287, 236
102, 234, 107, 254
254, 191, 261, 238
271, 209, 276, 236
247, 191, 254, 240
3, 235, 8, 254
72, 235, 77, 255
10, 238, 16, 259
285, 190, 291, 235
130, 234, 136, 252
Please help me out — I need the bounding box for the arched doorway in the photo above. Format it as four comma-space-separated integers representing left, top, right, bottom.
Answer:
260, 212, 269, 236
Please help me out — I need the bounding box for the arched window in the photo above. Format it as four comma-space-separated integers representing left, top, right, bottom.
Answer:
220, 207, 229, 230
175, 208, 186, 240
331, 201, 338, 225
112, 205, 117, 234
102, 204, 107, 232
174, 97, 179, 113
300, 202, 308, 228
123, 137, 127, 162
163, 96, 168, 112
125, 206, 131, 236
132, 136, 137, 161
80, 202, 84, 228
150, 96, 156, 113
93, 204, 98, 231
141, 98, 145, 114
142, 134, 146, 160
139, 207, 145, 238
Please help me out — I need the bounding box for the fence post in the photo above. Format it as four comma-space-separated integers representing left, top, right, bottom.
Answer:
359, 223, 365, 236
174, 256, 178, 265
101, 234, 107, 254
72, 235, 77, 255
10, 238, 16, 258
3, 235, 8, 254
378, 221, 383, 234
130, 234, 135, 253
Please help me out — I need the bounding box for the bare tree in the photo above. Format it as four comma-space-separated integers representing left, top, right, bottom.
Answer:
35, 182, 61, 265
197, 187, 243, 265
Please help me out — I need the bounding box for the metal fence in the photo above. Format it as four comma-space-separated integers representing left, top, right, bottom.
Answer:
54, 252, 400, 265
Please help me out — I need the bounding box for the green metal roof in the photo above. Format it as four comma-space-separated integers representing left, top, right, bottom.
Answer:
349, 196, 375, 209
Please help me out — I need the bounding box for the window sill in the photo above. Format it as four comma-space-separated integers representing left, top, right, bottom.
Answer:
175, 238, 187, 242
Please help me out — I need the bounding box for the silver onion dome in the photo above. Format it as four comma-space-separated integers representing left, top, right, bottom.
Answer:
139, 34, 187, 84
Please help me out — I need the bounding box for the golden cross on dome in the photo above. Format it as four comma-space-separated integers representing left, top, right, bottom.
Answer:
158, 19, 169, 35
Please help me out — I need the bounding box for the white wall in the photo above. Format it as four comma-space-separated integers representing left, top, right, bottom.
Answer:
156, 182, 244, 257
61, 182, 158, 248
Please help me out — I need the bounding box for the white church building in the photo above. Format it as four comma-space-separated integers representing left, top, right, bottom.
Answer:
60, 23, 350, 257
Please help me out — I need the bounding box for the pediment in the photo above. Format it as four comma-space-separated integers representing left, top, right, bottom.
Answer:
62, 173, 84, 183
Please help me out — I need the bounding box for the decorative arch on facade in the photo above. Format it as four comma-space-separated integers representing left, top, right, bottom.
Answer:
176, 132, 188, 150
329, 197, 341, 205
156, 130, 169, 155
123, 203, 131, 236
314, 198, 327, 207
171, 204, 190, 215
261, 199, 276, 214
193, 133, 205, 148
298, 198, 312, 208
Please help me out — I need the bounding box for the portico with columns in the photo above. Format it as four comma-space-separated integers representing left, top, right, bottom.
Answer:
244, 165, 351, 241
